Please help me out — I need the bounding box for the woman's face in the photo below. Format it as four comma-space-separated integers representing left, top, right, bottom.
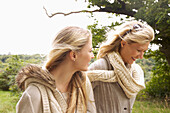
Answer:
120, 40, 150, 64
75, 37, 94, 71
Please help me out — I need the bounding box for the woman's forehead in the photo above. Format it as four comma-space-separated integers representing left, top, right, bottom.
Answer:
130, 42, 150, 50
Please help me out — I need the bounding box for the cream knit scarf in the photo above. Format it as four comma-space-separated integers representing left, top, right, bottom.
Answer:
87, 52, 145, 98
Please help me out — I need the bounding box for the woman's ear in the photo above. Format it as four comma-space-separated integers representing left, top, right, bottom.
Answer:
121, 40, 127, 47
69, 51, 76, 61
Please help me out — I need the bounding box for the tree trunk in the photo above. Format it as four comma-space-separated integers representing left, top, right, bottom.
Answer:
160, 41, 170, 65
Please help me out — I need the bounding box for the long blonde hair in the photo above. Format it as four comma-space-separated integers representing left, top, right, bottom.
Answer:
45, 26, 92, 112
97, 20, 155, 59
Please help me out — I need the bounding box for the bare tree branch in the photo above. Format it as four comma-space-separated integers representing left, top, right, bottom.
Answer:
43, 6, 51, 17
43, 6, 135, 18
43, 6, 101, 18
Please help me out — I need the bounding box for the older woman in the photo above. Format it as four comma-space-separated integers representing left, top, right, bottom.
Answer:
88, 21, 155, 113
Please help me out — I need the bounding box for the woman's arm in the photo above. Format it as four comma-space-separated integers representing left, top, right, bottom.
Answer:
16, 85, 42, 113
88, 58, 109, 70
87, 57, 116, 83
85, 70, 115, 82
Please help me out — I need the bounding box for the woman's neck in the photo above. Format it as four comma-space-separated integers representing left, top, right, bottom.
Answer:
50, 61, 76, 93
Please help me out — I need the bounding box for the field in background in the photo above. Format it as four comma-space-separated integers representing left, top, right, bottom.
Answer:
0, 91, 169, 113
132, 100, 170, 113
0, 91, 18, 113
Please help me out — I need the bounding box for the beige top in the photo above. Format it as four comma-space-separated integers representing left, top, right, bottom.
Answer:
16, 76, 96, 113
88, 57, 136, 113
15, 64, 96, 113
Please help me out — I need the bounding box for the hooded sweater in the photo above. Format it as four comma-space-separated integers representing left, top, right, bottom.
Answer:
16, 64, 96, 113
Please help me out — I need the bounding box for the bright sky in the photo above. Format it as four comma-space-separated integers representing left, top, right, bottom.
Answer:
0, 0, 158, 55
0, 0, 115, 55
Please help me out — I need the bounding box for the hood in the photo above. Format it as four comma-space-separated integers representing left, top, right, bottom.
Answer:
16, 64, 56, 91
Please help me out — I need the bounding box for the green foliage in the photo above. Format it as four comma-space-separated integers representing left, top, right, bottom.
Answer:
0, 55, 24, 91
0, 55, 10, 63
136, 50, 170, 100
0, 54, 46, 91
134, 0, 170, 65
86, 0, 170, 64
136, 58, 155, 82
86, 0, 170, 100
87, 21, 108, 48
144, 50, 170, 99
87, 20, 122, 57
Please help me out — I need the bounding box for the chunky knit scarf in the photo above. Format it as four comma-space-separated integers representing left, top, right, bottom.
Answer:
87, 52, 145, 98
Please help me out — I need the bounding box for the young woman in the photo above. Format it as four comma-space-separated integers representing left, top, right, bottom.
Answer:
16, 26, 96, 113
88, 21, 155, 113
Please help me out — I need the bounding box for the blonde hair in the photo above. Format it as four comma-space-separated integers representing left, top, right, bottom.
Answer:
97, 20, 155, 59
46, 26, 91, 70
45, 26, 92, 112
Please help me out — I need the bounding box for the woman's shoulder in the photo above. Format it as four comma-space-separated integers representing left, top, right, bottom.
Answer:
16, 84, 42, 113
21, 84, 41, 101
88, 57, 108, 70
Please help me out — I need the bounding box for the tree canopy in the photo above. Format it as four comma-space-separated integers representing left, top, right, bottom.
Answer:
43, 0, 170, 99
86, 0, 170, 65
44, 0, 170, 65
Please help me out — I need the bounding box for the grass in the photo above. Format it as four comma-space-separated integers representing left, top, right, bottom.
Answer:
0, 91, 169, 113
133, 100, 170, 113
0, 91, 18, 113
